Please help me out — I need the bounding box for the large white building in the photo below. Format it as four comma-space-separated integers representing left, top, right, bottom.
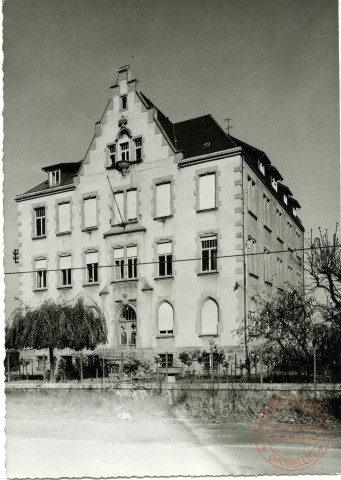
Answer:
16, 66, 304, 375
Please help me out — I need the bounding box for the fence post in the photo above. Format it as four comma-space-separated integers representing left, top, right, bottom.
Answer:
314, 347, 317, 396
80, 353, 83, 383
43, 355, 46, 382
165, 352, 168, 383
96, 368, 98, 383
7, 353, 10, 383
102, 355, 105, 384
120, 351, 124, 381
260, 349, 263, 384
211, 352, 214, 382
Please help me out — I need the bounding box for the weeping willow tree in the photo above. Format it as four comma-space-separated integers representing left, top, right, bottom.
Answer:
6, 296, 108, 382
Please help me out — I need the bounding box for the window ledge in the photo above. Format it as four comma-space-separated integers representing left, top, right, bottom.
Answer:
111, 220, 139, 227
111, 279, 138, 284
248, 210, 258, 220
248, 273, 259, 279
153, 215, 173, 222
154, 276, 174, 281
277, 236, 284, 244
264, 225, 272, 233
33, 288, 47, 292
82, 227, 98, 232
57, 285, 73, 290
56, 231, 71, 237
197, 271, 219, 277
264, 281, 273, 286
32, 235, 47, 240
156, 334, 174, 338
196, 207, 217, 214
82, 282, 100, 287
198, 334, 219, 337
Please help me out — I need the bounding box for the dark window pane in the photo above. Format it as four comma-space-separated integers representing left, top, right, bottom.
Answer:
202, 250, 209, 271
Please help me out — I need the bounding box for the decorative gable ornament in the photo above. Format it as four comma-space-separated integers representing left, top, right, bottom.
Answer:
118, 115, 127, 128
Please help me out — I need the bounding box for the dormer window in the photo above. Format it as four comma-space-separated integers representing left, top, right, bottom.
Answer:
258, 161, 265, 175
293, 207, 297, 217
121, 95, 127, 110
283, 194, 288, 205
271, 177, 278, 191
49, 170, 60, 187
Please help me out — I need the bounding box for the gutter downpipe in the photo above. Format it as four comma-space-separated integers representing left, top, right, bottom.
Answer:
241, 154, 249, 376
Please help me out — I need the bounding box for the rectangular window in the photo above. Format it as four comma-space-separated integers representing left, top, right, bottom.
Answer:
156, 182, 171, 218
157, 242, 172, 277
264, 248, 271, 283
126, 189, 137, 222
247, 237, 257, 276
35, 258, 47, 289
120, 142, 129, 161
283, 194, 288, 205
121, 95, 127, 110
199, 173, 216, 210
263, 195, 271, 227
35, 207, 46, 237
108, 144, 115, 166
49, 170, 60, 187
134, 138, 142, 161
84, 197, 97, 229
60, 255, 72, 286
58, 203, 71, 233
296, 230, 302, 249
276, 210, 283, 239
201, 236, 217, 272
288, 222, 293, 249
126, 246, 137, 279
114, 192, 124, 225
287, 265, 293, 284
247, 176, 256, 213
114, 248, 125, 280
159, 354, 173, 368
297, 271, 301, 286
86, 251, 98, 283
36, 356, 44, 371
277, 258, 283, 285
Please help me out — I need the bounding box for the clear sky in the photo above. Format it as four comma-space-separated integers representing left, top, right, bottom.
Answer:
3, 0, 340, 317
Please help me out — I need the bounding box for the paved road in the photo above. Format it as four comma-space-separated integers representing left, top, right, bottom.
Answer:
6, 415, 341, 478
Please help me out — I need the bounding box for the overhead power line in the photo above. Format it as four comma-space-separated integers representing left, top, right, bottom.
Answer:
4, 244, 339, 276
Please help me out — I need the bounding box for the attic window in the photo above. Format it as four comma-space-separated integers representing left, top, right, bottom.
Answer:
271, 177, 278, 191
283, 194, 288, 205
49, 170, 60, 187
121, 95, 127, 110
258, 161, 265, 175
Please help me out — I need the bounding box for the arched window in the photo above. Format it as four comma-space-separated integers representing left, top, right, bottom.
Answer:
158, 302, 174, 335
130, 331, 136, 346
121, 330, 127, 345
119, 305, 136, 322
118, 133, 130, 163
201, 298, 218, 335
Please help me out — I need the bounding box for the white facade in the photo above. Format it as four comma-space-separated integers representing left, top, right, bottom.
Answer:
16, 66, 304, 372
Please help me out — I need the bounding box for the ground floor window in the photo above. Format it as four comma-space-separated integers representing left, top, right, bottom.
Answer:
159, 353, 173, 368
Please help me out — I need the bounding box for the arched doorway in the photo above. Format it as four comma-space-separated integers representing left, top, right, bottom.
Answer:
117, 305, 137, 347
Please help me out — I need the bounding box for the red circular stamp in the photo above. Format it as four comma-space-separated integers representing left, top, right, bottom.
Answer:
254, 394, 331, 471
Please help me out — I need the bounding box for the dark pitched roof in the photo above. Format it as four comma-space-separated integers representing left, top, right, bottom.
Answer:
41, 162, 81, 173
22, 161, 81, 195
174, 115, 236, 158
228, 135, 271, 167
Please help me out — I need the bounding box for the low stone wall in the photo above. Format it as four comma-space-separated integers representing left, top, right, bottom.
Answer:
5, 381, 341, 393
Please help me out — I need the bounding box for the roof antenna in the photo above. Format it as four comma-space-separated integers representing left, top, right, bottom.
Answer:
224, 118, 233, 134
